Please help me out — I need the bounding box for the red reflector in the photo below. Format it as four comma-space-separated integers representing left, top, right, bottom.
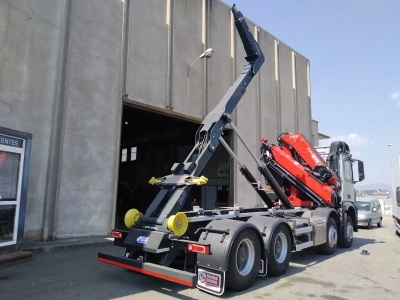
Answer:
111, 231, 123, 239
188, 243, 210, 255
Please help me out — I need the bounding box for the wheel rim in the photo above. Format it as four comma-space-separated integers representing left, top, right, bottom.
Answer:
346, 223, 353, 241
328, 225, 337, 247
235, 239, 255, 276
274, 232, 288, 263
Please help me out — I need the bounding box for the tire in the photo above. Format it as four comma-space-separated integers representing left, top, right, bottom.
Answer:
338, 215, 354, 248
226, 229, 261, 291
377, 218, 382, 228
318, 217, 338, 255
267, 224, 292, 276
367, 219, 372, 229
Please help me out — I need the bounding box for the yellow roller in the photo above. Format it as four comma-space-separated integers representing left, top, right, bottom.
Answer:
124, 208, 143, 229
167, 212, 189, 236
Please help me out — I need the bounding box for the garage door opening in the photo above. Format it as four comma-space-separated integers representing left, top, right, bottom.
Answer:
116, 105, 232, 229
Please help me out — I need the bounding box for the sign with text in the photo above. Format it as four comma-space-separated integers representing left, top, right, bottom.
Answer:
0, 134, 23, 148
197, 268, 224, 295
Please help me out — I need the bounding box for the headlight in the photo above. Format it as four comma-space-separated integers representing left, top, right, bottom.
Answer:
358, 215, 366, 220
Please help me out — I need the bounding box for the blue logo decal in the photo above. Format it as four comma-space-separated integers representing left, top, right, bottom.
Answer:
136, 236, 149, 244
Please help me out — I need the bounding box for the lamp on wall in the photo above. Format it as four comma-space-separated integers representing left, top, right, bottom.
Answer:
187, 48, 214, 77
187, 48, 214, 102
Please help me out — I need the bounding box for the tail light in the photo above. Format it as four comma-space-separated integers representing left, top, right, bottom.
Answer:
188, 243, 210, 255
111, 231, 123, 239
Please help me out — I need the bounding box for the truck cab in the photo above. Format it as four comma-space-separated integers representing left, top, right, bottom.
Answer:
315, 143, 365, 205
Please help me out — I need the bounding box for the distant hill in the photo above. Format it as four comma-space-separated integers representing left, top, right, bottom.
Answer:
356, 182, 391, 191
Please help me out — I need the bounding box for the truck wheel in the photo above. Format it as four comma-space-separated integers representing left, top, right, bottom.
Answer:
367, 219, 372, 229
338, 215, 353, 248
226, 229, 261, 291
267, 224, 292, 276
377, 218, 382, 228
318, 217, 337, 255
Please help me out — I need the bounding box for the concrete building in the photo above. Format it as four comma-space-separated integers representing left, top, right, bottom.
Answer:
311, 120, 330, 147
0, 0, 314, 248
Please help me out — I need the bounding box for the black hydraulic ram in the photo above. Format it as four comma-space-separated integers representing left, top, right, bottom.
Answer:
216, 114, 294, 210
264, 160, 328, 207
257, 162, 295, 209
240, 165, 277, 207
218, 135, 276, 208
137, 5, 265, 227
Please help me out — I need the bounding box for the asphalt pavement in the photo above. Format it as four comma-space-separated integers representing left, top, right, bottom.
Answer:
1, 215, 399, 300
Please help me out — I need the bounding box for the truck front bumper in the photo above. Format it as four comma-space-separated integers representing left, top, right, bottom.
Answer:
98, 252, 196, 287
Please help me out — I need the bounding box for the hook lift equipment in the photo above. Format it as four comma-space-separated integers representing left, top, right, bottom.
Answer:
98, 4, 365, 296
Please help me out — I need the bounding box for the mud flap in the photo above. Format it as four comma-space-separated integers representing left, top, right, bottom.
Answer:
196, 267, 225, 296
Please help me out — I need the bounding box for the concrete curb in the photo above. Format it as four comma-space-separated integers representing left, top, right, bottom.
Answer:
22, 237, 114, 253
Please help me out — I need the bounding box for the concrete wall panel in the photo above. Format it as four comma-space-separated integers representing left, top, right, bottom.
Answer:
278, 43, 296, 133
296, 54, 311, 140
54, 0, 123, 238
171, 0, 204, 118
55, 134, 115, 238
259, 31, 279, 143
312, 120, 319, 146
207, 0, 232, 114
0, 0, 64, 240
126, 0, 168, 108
234, 21, 259, 207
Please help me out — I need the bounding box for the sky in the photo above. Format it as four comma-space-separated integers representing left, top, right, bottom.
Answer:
223, 0, 400, 187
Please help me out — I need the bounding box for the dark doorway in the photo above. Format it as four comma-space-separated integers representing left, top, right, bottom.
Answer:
116, 105, 232, 229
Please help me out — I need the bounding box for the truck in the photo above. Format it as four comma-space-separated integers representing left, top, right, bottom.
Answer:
98, 5, 365, 296
391, 156, 400, 236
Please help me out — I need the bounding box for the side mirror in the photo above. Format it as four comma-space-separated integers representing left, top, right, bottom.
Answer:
372, 207, 377, 212
358, 160, 365, 181
351, 159, 365, 183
